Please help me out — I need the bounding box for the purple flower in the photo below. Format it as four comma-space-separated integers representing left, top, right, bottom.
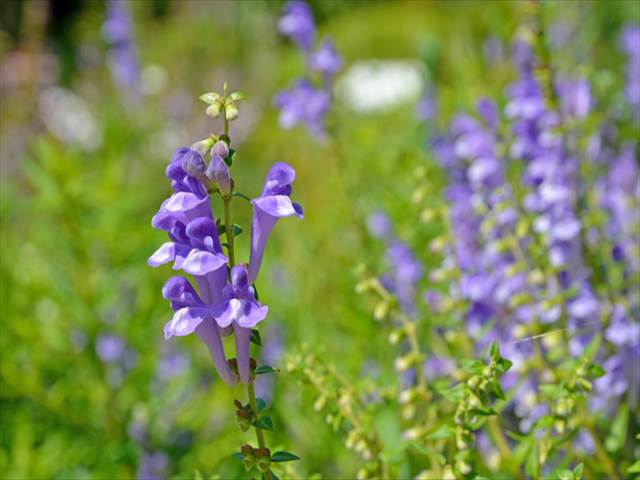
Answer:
248, 162, 303, 284
367, 211, 392, 239
214, 265, 269, 384
96, 334, 126, 363
102, 0, 139, 98
308, 38, 342, 80
620, 24, 640, 112
161, 276, 236, 385
278, 1, 315, 52
274, 79, 330, 139
150, 148, 236, 386
136, 452, 169, 480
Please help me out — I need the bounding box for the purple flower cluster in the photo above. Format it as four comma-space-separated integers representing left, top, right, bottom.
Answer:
620, 24, 640, 117
430, 34, 640, 433
367, 211, 422, 314
275, 1, 341, 139
149, 142, 302, 385
102, 0, 139, 99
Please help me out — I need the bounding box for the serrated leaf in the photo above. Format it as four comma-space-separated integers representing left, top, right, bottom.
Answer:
250, 329, 261, 346
255, 365, 278, 375
253, 416, 273, 431
199, 92, 221, 104
256, 398, 266, 411
231, 452, 243, 461
271, 451, 300, 462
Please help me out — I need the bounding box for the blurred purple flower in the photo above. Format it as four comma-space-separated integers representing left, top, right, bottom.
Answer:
308, 38, 342, 80
103, 0, 139, 98
278, 1, 315, 52
136, 452, 169, 480
96, 334, 125, 363
367, 211, 392, 239
274, 79, 330, 139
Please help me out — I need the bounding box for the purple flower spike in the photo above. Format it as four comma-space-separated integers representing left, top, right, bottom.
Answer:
214, 265, 269, 383
248, 163, 303, 284
278, 0, 315, 52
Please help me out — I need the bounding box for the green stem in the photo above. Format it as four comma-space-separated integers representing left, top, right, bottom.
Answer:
223, 197, 235, 267
587, 425, 618, 480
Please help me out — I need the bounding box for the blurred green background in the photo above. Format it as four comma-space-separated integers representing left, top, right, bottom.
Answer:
0, 1, 637, 478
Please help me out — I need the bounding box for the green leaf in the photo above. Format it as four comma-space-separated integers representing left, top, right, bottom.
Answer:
255, 365, 278, 375
194, 469, 204, 480
256, 398, 266, 411
583, 334, 601, 361
232, 191, 252, 202
460, 359, 485, 374
555, 468, 573, 480
225, 149, 236, 167
427, 424, 454, 440
604, 405, 628, 452
253, 416, 273, 431
199, 92, 221, 104
491, 378, 505, 400
524, 445, 539, 478
216, 224, 226, 235
271, 451, 300, 462
587, 363, 605, 378
230, 91, 247, 101
628, 460, 640, 474
269, 472, 280, 480
231, 452, 243, 461
250, 329, 261, 346
573, 463, 584, 479
490, 341, 499, 359
231, 224, 242, 237
495, 357, 513, 374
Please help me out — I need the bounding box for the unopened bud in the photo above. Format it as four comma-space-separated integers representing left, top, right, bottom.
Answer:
207, 155, 231, 195
206, 102, 221, 118
255, 448, 271, 473
225, 102, 239, 121
373, 302, 389, 321
182, 149, 208, 181
212, 140, 230, 158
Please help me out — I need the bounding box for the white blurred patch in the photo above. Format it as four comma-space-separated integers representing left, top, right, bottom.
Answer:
140, 64, 168, 96
39, 87, 102, 151
336, 60, 424, 113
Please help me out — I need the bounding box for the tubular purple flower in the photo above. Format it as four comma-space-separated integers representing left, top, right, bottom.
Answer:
181, 149, 208, 183
214, 265, 269, 383
161, 276, 236, 385
207, 155, 231, 195
248, 162, 303, 284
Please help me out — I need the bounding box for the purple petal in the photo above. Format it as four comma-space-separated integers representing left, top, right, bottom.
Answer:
164, 306, 211, 338
148, 242, 177, 267
181, 249, 228, 276
234, 325, 252, 384
195, 318, 237, 386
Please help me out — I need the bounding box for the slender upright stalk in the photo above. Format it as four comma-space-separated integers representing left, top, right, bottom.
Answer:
221, 182, 272, 479
223, 197, 235, 266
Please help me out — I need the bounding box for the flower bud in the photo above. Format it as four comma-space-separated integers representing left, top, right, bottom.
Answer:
225, 102, 239, 121
207, 155, 232, 196
182, 149, 208, 182
212, 140, 229, 158
235, 408, 253, 432
206, 102, 221, 118
255, 448, 271, 473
